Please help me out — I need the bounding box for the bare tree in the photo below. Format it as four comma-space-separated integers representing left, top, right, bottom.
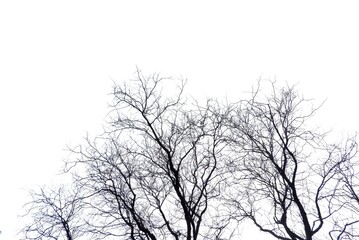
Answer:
66, 69, 233, 240
21, 72, 359, 240
225, 81, 358, 240
20, 185, 85, 240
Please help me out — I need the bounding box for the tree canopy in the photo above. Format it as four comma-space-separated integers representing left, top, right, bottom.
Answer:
21, 70, 359, 240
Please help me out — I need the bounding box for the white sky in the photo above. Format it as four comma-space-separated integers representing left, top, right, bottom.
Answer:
1, 1, 359, 239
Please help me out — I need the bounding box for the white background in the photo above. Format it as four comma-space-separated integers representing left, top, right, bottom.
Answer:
1, 1, 359, 239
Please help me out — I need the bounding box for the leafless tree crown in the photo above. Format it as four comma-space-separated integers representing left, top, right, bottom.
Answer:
20, 72, 359, 240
